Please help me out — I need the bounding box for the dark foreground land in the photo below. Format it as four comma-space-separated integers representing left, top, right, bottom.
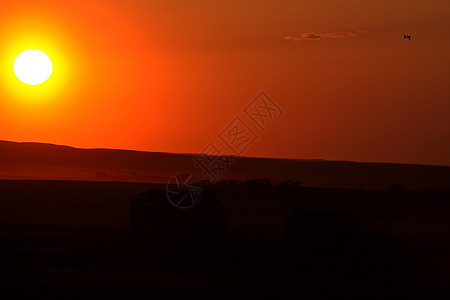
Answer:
0, 180, 449, 298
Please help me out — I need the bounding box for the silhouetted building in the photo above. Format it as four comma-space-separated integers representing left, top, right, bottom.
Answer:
130, 189, 229, 238
282, 209, 361, 244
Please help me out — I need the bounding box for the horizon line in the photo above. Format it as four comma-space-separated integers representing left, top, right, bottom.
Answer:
1, 139, 448, 168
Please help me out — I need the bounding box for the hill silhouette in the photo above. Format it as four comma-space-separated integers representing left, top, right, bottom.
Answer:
1, 140, 449, 188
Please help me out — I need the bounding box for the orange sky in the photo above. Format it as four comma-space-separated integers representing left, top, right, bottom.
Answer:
1, 0, 449, 165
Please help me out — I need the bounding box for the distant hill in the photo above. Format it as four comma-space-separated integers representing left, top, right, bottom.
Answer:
1, 140, 449, 189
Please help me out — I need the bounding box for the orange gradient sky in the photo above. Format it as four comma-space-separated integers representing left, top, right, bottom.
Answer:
0, 0, 449, 165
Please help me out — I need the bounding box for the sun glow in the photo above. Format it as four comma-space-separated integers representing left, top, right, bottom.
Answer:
0, 22, 72, 103
14, 50, 53, 85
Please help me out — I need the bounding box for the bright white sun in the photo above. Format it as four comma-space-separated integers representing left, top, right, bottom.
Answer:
13, 50, 53, 85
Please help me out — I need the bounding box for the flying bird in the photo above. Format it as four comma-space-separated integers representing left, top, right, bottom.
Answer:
403, 34, 411, 40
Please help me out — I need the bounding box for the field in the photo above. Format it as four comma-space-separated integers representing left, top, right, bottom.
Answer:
1, 180, 449, 297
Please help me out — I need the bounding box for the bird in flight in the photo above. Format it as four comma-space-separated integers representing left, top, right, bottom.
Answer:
403, 34, 411, 40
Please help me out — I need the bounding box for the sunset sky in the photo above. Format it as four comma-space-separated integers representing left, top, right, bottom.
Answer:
1, 0, 449, 165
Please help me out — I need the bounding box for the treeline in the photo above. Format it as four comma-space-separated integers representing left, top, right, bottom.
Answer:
194, 178, 450, 200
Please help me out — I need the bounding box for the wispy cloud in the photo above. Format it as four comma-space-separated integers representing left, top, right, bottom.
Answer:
283, 30, 371, 41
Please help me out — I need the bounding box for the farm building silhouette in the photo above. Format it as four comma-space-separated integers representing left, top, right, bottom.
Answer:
130, 189, 230, 238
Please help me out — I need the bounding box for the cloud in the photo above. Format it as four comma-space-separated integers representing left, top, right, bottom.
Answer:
283, 30, 371, 41
302, 33, 323, 40
321, 32, 357, 39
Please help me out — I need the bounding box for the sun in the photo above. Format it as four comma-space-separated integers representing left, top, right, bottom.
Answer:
13, 50, 53, 85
